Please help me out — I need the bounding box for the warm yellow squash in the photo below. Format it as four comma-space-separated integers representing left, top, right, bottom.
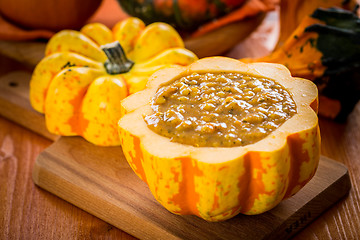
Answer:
29, 17, 197, 146
118, 57, 320, 221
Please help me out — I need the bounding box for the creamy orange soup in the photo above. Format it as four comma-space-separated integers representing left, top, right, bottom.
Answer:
145, 72, 297, 147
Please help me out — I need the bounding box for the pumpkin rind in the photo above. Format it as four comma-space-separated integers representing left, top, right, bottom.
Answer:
29, 17, 197, 146
118, 57, 320, 221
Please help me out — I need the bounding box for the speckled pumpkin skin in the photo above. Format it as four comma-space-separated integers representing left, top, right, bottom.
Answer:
29, 17, 197, 146
118, 57, 320, 221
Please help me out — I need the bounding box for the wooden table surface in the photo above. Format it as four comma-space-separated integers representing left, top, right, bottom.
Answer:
1, 61, 360, 240
1, 34, 360, 240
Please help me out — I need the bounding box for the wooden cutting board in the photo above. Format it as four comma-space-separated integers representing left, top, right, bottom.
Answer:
0, 70, 58, 141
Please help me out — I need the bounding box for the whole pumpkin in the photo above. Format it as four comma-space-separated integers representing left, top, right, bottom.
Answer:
0, 0, 102, 31
118, 57, 320, 221
29, 17, 198, 146
117, 0, 246, 31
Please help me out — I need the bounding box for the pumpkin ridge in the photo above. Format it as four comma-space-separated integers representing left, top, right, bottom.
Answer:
211, 185, 220, 213
310, 96, 319, 114
168, 157, 202, 216
80, 23, 113, 46
44, 67, 105, 136
30, 52, 103, 113
236, 153, 252, 214
240, 152, 278, 214
285, 134, 305, 198
131, 135, 148, 183
112, 17, 146, 56
284, 128, 320, 198
66, 85, 90, 135
45, 30, 106, 62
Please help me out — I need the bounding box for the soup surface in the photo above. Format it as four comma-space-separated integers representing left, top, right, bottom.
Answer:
145, 72, 297, 147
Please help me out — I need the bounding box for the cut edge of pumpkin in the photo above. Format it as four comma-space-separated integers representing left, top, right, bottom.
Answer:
118, 57, 319, 164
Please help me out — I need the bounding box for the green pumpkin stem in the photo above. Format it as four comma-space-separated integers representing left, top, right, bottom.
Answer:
101, 41, 134, 74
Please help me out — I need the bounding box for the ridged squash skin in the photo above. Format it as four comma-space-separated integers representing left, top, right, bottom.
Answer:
118, 57, 320, 221
29, 17, 197, 146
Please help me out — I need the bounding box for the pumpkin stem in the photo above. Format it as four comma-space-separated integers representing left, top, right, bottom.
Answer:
101, 41, 134, 74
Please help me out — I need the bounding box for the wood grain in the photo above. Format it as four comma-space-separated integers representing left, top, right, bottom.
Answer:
0, 70, 58, 141
0, 54, 57, 141
0, 116, 137, 240
0, 40, 45, 67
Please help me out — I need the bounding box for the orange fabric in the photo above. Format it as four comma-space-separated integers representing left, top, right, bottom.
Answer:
192, 0, 279, 37
87, 0, 129, 28
0, 14, 54, 41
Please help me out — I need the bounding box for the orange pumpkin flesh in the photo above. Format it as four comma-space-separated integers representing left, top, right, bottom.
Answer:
118, 57, 320, 221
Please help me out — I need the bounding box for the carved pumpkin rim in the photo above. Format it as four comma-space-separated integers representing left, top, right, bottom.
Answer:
118, 57, 319, 164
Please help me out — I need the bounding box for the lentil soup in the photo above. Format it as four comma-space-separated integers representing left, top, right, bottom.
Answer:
144, 72, 297, 147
